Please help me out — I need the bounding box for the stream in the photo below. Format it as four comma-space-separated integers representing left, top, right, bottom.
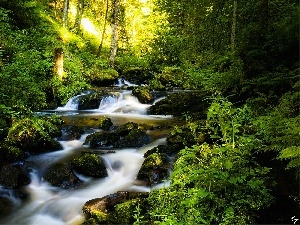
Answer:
0, 89, 180, 225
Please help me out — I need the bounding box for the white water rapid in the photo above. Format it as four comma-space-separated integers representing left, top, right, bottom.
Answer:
1, 89, 174, 225
1, 134, 168, 225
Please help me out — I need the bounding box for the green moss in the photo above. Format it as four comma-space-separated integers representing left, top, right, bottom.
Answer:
86, 131, 119, 148
0, 143, 24, 163
115, 122, 139, 136
112, 199, 141, 224
7, 117, 62, 153
99, 117, 113, 131
116, 128, 149, 148
71, 153, 108, 178
132, 86, 154, 104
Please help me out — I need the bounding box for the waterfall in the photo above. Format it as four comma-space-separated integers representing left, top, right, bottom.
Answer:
56, 94, 84, 111
115, 78, 137, 87
99, 95, 119, 110
97, 91, 150, 114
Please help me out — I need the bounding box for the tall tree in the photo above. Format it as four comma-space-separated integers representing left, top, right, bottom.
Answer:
54, 48, 64, 80
63, 0, 70, 27
109, 0, 120, 68
97, 0, 109, 57
74, 0, 85, 33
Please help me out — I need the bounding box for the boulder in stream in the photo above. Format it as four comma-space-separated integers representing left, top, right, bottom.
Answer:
43, 163, 82, 188
71, 153, 108, 178
148, 90, 209, 118
0, 164, 30, 188
136, 152, 170, 186
85, 122, 150, 149
0, 142, 25, 163
6, 117, 63, 154
132, 86, 154, 104
82, 191, 149, 224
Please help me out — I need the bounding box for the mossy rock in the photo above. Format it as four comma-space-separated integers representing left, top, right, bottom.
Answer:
58, 125, 85, 141
116, 128, 149, 148
114, 122, 138, 137
132, 86, 154, 104
99, 117, 113, 131
144, 144, 180, 158
82, 191, 149, 224
112, 198, 142, 224
43, 163, 82, 188
136, 153, 169, 186
71, 153, 107, 178
0, 142, 24, 163
78, 92, 104, 110
148, 91, 209, 118
121, 67, 153, 85
88, 68, 119, 86
85, 131, 119, 148
0, 164, 30, 188
7, 117, 63, 154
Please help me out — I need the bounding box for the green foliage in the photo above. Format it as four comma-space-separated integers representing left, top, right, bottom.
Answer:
148, 143, 273, 224
147, 97, 274, 224
87, 67, 119, 86
113, 199, 142, 225
206, 95, 253, 147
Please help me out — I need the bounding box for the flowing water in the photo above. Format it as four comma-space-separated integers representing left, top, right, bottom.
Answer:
0, 89, 179, 225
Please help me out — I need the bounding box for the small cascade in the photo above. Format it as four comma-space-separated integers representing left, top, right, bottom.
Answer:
97, 90, 150, 114
56, 94, 84, 111
115, 78, 137, 87
99, 95, 119, 110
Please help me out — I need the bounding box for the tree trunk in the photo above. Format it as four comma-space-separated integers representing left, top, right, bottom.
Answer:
74, 0, 85, 33
97, 0, 109, 57
109, 0, 120, 68
54, 48, 64, 80
231, 0, 237, 53
63, 0, 70, 27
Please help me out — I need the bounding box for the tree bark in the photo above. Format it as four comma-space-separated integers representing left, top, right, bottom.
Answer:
54, 48, 64, 80
231, 0, 237, 53
109, 0, 120, 68
63, 0, 70, 27
74, 0, 85, 33
97, 0, 109, 57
